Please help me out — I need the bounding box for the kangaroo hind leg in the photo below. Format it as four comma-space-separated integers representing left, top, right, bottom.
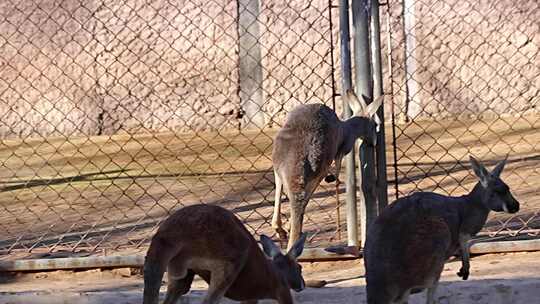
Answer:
272, 169, 288, 244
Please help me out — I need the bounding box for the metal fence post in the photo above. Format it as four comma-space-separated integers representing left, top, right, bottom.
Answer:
352, 0, 378, 246
370, 0, 389, 212
339, 0, 359, 247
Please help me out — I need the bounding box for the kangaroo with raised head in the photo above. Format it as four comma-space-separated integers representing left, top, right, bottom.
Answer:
272, 90, 383, 250
143, 204, 306, 304
364, 156, 520, 304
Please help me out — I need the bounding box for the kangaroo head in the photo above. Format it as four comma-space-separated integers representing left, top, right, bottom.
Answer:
260, 233, 306, 292
344, 90, 383, 123
469, 155, 520, 214
342, 90, 384, 146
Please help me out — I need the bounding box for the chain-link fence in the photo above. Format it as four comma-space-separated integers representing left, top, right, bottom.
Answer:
0, 0, 538, 263
384, 0, 539, 241
0, 0, 347, 261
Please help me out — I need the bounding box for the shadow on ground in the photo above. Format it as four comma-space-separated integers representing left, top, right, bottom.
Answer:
1, 277, 540, 304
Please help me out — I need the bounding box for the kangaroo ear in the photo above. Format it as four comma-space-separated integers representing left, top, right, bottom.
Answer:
367, 95, 383, 130
469, 155, 490, 187
260, 235, 281, 259
343, 89, 367, 116
366, 95, 384, 118
287, 233, 307, 259
491, 155, 508, 178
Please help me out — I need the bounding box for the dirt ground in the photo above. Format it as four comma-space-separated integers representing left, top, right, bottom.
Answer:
1, 250, 539, 303
1, 114, 538, 259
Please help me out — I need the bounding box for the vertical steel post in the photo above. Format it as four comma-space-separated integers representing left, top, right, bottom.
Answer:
370, 0, 389, 212
339, 0, 359, 247
352, 0, 377, 246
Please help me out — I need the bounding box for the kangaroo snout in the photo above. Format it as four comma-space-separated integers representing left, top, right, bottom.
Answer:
293, 278, 305, 292
506, 199, 520, 214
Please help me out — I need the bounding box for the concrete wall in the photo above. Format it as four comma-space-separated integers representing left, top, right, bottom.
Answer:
0, 0, 537, 138
0, 0, 242, 137
0, 0, 335, 138
386, 0, 539, 120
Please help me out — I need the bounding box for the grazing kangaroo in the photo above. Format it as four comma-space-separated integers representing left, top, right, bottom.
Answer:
143, 204, 306, 304
364, 156, 520, 304
272, 90, 383, 250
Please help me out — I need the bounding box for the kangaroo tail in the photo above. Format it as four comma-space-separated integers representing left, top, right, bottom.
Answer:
143, 236, 175, 304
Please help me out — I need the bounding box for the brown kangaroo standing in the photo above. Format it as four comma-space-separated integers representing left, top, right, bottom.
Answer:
272, 90, 383, 250
143, 204, 306, 304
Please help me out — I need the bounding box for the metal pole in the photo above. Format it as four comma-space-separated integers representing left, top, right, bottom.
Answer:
2, 238, 538, 272
339, 0, 359, 247
0, 247, 363, 272
328, 0, 341, 242
469, 239, 540, 254
0, 255, 145, 272
352, 0, 377, 246
370, 0, 389, 212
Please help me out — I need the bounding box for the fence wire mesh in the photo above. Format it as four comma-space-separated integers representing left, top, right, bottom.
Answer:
384, 0, 540, 241
0, 0, 345, 260
0, 0, 538, 262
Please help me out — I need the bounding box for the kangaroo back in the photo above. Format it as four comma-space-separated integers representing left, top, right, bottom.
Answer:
365, 197, 452, 304
272, 103, 340, 184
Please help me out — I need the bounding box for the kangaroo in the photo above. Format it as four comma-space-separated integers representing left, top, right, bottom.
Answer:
364, 155, 520, 304
272, 90, 383, 250
143, 204, 306, 304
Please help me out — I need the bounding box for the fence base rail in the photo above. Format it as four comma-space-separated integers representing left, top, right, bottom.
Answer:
2, 239, 539, 272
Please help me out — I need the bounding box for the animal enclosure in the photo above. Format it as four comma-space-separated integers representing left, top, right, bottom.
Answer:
0, 0, 538, 264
